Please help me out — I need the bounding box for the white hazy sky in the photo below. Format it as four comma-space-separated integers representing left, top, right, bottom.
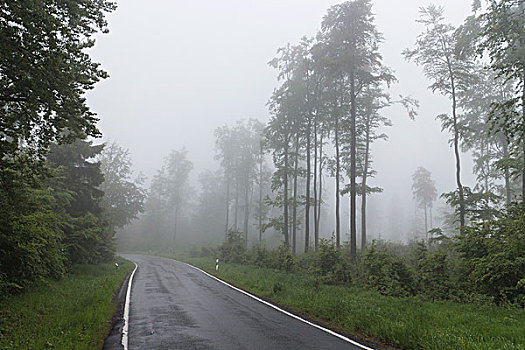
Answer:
87, 0, 476, 239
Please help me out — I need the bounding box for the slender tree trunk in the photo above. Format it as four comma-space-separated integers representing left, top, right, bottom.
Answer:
361, 113, 370, 251
292, 134, 299, 255
283, 142, 290, 247
305, 118, 311, 253
335, 116, 341, 247
225, 169, 230, 237
424, 204, 428, 237
522, 72, 525, 199
350, 70, 357, 257
313, 122, 318, 251
244, 175, 250, 247
234, 179, 239, 230
317, 131, 323, 249
447, 59, 465, 228
429, 204, 433, 230
259, 143, 263, 242
502, 136, 512, 205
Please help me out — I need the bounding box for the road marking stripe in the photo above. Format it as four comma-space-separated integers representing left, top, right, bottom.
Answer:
184, 262, 374, 350
122, 262, 138, 350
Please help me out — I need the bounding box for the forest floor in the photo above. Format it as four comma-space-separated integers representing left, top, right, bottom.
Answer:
174, 256, 525, 350
0, 257, 134, 350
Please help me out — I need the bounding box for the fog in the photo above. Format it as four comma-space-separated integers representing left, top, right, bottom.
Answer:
87, 0, 477, 245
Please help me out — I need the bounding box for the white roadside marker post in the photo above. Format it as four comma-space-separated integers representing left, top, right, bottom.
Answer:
216, 258, 219, 271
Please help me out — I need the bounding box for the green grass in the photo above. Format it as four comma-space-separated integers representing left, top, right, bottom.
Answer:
0, 257, 134, 350
183, 257, 525, 350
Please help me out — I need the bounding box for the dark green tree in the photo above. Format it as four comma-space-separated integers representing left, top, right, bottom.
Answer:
0, 0, 116, 162
99, 141, 146, 231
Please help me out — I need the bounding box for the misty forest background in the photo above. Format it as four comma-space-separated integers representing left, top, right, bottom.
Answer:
1, 0, 524, 306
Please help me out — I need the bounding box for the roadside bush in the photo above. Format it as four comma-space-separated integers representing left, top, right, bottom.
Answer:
414, 243, 451, 301
314, 238, 351, 284
250, 244, 271, 267
456, 203, 525, 305
218, 229, 247, 264
267, 245, 296, 272
363, 241, 414, 297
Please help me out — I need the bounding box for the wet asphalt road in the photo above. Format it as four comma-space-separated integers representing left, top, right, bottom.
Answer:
122, 254, 366, 350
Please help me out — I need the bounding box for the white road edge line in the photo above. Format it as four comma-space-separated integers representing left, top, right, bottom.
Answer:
184, 262, 374, 350
121, 262, 138, 350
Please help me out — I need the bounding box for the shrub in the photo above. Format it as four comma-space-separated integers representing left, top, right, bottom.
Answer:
268, 245, 296, 272
314, 238, 351, 284
218, 229, 247, 264
455, 203, 525, 305
363, 241, 414, 297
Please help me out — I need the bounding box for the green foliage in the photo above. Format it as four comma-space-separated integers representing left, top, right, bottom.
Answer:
0, 0, 116, 161
363, 241, 414, 297
0, 258, 133, 349
218, 230, 247, 264
48, 139, 112, 264
99, 141, 145, 230
313, 238, 351, 284
414, 243, 451, 301
0, 163, 69, 295
185, 257, 525, 350
267, 245, 296, 272
456, 203, 525, 305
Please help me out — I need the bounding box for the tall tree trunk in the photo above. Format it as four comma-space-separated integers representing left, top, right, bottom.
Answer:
283, 142, 290, 247
259, 143, 263, 242
350, 70, 357, 257
361, 112, 370, 251
305, 118, 311, 253
234, 179, 239, 230
317, 131, 323, 249
502, 136, 512, 205
243, 175, 250, 247
313, 122, 318, 251
424, 204, 428, 238
335, 117, 341, 247
292, 134, 299, 256
446, 58, 465, 228
225, 169, 230, 237
522, 72, 525, 199
429, 204, 433, 230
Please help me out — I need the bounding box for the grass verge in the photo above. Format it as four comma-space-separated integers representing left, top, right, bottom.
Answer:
0, 257, 134, 350
182, 257, 525, 350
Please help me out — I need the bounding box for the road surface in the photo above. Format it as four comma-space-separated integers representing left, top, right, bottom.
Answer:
122, 254, 368, 350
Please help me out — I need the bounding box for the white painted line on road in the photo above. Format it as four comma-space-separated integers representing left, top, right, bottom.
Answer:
184, 263, 375, 350
121, 262, 138, 350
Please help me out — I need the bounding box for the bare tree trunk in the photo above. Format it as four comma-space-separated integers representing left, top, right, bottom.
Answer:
225, 170, 230, 237
361, 111, 370, 251
259, 143, 263, 242
502, 136, 512, 205
243, 175, 250, 247
292, 134, 299, 256
350, 70, 357, 257
283, 142, 290, 247
234, 179, 239, 230
424, 204, 428, 238
429, 205, 433, 230
305, 118, 311, 253
335, 117, 341, 247
317, 131, 323, 249
446, 58, 465, 228
313, 122, 318, 251
522, 72, 525, 199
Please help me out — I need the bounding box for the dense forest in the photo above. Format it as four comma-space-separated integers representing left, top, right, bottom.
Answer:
1, 0, 524, 308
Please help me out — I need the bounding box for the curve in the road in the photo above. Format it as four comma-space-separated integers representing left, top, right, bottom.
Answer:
122, 254, 375, 350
